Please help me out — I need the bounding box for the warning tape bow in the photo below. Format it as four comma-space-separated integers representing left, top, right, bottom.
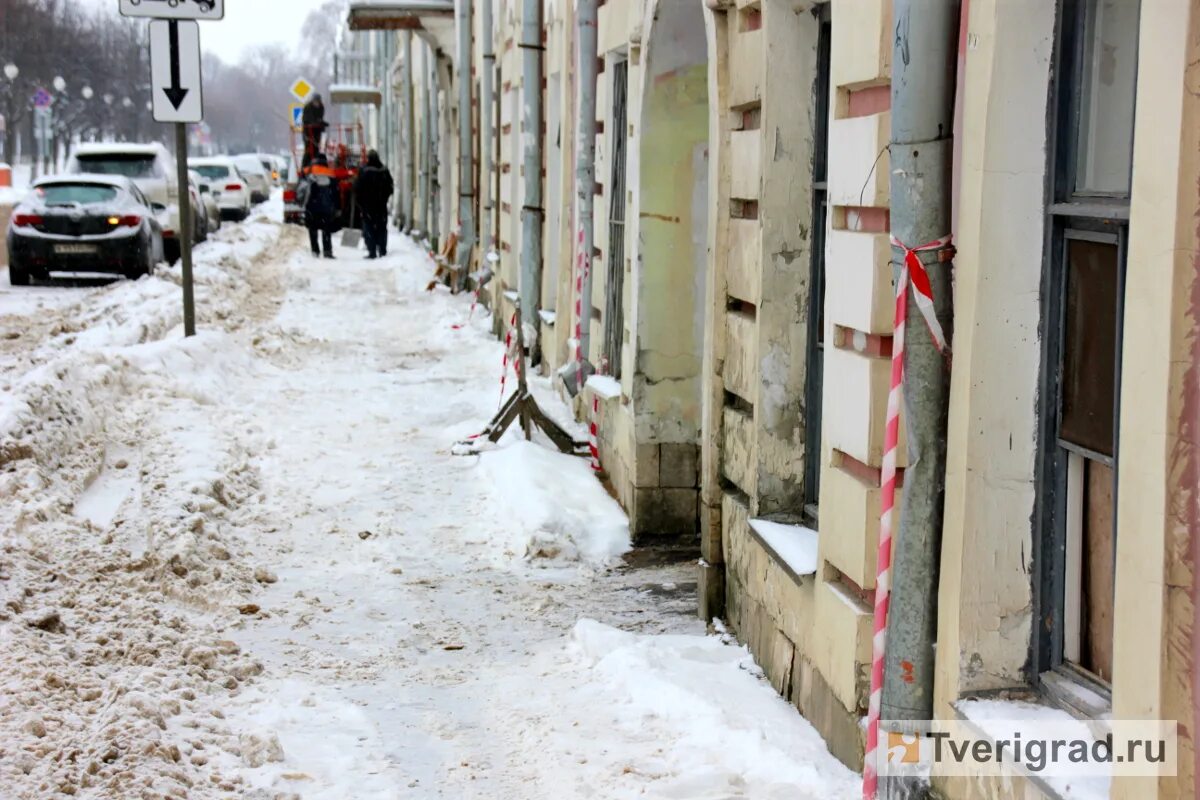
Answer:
889, 234, 952, 353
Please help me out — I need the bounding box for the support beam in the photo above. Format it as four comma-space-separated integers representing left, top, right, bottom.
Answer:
480, 0, 496, 255
455, 0, 475, 285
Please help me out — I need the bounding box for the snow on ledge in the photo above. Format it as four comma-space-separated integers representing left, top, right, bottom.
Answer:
586, 375, 621, 400
538, 309, 557, 326
748, 518, 818, 577
955, 698, 1111, 800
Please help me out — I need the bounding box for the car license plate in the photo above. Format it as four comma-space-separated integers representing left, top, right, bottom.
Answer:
54, 244, 98, 255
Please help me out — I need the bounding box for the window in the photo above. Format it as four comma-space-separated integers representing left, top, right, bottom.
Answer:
72, 154, 161, 179
802, 3, 832, 525
193, 165, 232, 181
1035, 0, 1138, 694
603, 59, 629, 378
35, 184, 119, 205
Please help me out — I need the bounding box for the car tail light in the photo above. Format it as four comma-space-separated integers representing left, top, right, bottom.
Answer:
163, 229, 177, 239
107, 215, 141, 228
12, 213, 44, 228
283, 189, 296, 202
225, 183, 243, 191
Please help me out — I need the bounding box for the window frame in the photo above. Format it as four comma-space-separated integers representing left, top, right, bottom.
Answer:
1031, 0, 1137, 702
802, 2, 832, 527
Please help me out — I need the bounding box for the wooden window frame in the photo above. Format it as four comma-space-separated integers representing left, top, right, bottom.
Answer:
1031, 0, 1138, 711
802, 2, 832, 527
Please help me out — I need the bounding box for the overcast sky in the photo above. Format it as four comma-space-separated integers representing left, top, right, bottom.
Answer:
84, 0, 333, 64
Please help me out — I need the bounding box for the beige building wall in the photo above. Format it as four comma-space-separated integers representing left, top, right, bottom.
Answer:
699, 0, 869, 770
935, 1, 1199, 799
380, 1, 1200, 795
578, 0, 714, 543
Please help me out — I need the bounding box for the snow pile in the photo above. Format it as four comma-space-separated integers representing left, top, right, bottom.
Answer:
477, 440, 630, 564
565, 619, 860, 799
0, 217, 287, 798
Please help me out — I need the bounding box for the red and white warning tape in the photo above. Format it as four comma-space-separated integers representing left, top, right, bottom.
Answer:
451, 290, 481, 330
588, 395, 601, 472
572, 223, 588, 394
863, 234, 951, 800
498, 311, 518, 406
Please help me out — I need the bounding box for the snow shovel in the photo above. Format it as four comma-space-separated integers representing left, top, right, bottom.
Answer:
340, 193, 361, 249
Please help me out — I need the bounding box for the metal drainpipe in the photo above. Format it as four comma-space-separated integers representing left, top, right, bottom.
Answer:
456, 0, 475, 287
401, 31, 414, 232
573, 0, 598, 383
881, 0, 960, 743
429, 53, 441, 254
420, 45, 432, 239
480, 0, 495, 256
518, 0, 544, 340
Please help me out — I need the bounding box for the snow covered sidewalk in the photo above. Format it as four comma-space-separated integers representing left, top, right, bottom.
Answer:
0, 213, 858, 799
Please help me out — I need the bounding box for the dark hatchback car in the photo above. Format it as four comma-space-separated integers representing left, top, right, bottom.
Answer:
7, 175, 165, 286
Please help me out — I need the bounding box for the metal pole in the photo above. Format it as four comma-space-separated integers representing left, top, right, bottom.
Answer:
430, 53, 441, 253
173, 122, 196, 337
572, 0, 598, 386
424, 45, 439, 239
399, 32, 413, 231
480, 0, 495, 254
456, 0, 476, 285
518, 0, 544, 327
878, 4, 960, 794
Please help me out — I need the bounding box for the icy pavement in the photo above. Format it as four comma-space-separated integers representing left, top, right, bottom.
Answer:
0, 209, 858, 799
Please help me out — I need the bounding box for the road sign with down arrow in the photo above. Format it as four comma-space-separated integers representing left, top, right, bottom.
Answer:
149, 19, 202, 123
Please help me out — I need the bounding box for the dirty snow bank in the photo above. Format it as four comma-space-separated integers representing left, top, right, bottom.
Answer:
478, 440, 630, 564
0, 214, 287, 798
564, 619, 860, 799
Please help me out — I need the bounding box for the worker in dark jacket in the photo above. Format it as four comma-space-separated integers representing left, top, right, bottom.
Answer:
302, 154, 341, 259
301, 94, 329, 167
353, 150, 394, 259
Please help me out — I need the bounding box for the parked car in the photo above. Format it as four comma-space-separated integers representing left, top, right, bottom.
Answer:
232, 155, 271, 203
65, 142, 182, 262
189, 168, 222, 237
190, 157, 252, 221
185, 172, 208, 243
254, 153, 285, 187
282, 158, 304, 225
6, 175, 164, 285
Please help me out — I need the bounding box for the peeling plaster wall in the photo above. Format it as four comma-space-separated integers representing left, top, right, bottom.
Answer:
1109, 1, 1200, 797
631, 0, 709, 447
933, 0, 1052, 714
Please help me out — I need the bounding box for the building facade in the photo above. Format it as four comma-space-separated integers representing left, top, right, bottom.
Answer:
346, 0, 1200, 796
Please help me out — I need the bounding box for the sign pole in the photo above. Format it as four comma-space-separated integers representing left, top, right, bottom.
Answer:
173, 121, 195, 337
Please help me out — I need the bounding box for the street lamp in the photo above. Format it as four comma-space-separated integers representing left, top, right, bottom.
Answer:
3, 64, 17, 82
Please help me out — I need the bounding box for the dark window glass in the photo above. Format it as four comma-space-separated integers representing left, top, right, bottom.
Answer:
35, 184, 118, 205
194, 165, 231, 180
1060, 237, 1119, 456
74, 155, 159, 179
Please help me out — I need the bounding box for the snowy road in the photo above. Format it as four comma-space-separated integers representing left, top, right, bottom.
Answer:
0, 206, 858, 799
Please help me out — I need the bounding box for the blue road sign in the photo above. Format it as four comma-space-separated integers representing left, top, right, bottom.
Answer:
291, 104, 303, 128
32, 88, 53, 109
